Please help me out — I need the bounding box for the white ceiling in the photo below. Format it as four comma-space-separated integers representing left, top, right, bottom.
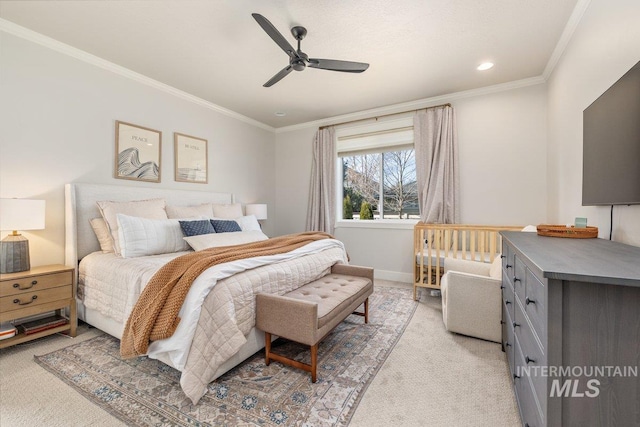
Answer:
0, 0, 579, 129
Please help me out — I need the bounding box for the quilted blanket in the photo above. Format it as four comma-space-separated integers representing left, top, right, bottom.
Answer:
121, 232, 333, 358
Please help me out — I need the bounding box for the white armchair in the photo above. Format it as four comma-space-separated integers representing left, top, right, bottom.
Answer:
440, 256, 502, 343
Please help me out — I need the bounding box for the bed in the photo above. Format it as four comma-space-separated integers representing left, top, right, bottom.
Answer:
64, 183, 348, 404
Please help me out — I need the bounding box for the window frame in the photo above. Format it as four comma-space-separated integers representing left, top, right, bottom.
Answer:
334, 115, 419, 229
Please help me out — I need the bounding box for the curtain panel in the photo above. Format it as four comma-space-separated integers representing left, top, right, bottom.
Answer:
306, 127, 336, 234
414, 106, 459, 223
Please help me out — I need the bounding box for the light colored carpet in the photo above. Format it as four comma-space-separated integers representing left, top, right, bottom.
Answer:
0, 280, 520, 426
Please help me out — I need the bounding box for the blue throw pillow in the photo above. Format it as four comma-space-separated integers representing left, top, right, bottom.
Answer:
210, 219, 242, 233
179, 219, 216, 237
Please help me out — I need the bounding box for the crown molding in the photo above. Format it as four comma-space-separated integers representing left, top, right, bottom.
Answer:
0, 18, 275, 133
275, 76, 546, 133
542, 0, 592, 80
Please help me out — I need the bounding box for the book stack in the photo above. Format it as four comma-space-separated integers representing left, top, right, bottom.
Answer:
0, 322, 17, 340
17, 315, 69, 335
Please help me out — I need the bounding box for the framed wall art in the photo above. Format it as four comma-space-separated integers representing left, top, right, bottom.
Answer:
174, 132, 208, 184
115, 120, 161, 182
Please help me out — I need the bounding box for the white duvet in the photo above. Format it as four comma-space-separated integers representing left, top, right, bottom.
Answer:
79, 238, 348, 403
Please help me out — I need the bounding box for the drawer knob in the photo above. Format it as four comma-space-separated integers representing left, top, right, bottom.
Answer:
525, 297, 536, 305
12, 280, 37, 290
13, 295, 38, 305
514, 277, 521, 284
526, 356, 536, 364
513, 322, 520, 328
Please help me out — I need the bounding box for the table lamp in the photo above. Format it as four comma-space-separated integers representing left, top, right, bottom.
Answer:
245, 204, 267, 224
0, 199, 46, 274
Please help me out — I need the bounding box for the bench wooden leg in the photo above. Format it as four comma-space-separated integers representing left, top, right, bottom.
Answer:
351, 298, 370, 323
264, 332, 271, 366
364, 298, 369, 324
311, 343, 318, 383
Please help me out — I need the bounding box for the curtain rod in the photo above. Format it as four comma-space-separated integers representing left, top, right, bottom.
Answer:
319, 103, 451, 130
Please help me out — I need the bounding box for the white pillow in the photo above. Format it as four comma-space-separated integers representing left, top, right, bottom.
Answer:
96, 198, 167, 255
89, 218, 114, 253
216, 215, 261, 232
183, 230, 268, 251
116, 214, 190, 258
212, 203, 243, 219
166, 203, 213, 219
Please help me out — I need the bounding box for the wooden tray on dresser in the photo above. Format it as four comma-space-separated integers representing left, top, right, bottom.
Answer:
536, 224, 598, 238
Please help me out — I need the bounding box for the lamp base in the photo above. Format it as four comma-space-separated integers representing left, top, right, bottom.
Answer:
0, 234, 30, 274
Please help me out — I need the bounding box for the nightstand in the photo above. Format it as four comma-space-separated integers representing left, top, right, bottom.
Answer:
0, 264, 76, 349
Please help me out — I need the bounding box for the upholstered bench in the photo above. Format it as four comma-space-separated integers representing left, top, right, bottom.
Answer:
255, 264, 374, 382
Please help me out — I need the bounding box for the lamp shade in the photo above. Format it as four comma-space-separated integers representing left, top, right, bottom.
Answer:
0, 199, 46, 231
245, 204, 267, 220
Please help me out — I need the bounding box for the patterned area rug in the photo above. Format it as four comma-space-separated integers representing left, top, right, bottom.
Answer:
35, 286, 417, 426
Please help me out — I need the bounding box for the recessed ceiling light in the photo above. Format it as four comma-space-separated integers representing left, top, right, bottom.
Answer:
274, 112, 286, 117
477, 62, 494, 71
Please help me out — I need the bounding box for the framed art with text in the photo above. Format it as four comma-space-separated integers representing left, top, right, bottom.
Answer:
115, 120, 161, 182
174, 132, 208, 183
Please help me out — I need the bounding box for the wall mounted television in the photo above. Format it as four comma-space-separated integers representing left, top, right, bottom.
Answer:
582, 60, 640, 206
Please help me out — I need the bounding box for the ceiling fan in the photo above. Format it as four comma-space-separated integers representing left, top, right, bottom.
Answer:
252, 13, 369, 87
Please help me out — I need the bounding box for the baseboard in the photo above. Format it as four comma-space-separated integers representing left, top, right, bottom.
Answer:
374, 270, 413, 283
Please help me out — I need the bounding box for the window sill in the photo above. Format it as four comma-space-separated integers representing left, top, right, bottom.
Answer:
334, 219, 418, 230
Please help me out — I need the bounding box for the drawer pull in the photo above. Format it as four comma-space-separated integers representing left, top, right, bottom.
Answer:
525, 356, 536, 364
513, 277, 521, 284
513, 322, 520, 328
13, 295, 38, 305
500, 285, 505, 289
505, 300, 512, 305
525, 297, 536, 305
12, 280, 38, 290
506, 264, 512, 269
505, 342, 512, 348
513, 373, 520, 380
500, 255, 506, 259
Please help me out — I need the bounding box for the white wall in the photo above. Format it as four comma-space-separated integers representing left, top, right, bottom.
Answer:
275, 84, 548, 279
0, 33, 276, 267
547, 0, 640, 246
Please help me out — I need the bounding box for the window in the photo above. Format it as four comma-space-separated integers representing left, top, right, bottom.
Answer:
337, 117, 419, 221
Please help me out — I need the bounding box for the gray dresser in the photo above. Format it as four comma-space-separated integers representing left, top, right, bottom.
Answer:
500, 231, 640, 427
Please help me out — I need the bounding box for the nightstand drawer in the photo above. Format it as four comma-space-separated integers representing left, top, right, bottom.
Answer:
0, 271, 73, 296
0, 285, 72, 314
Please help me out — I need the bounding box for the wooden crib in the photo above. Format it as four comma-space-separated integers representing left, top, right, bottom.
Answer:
413, 223, 523, 300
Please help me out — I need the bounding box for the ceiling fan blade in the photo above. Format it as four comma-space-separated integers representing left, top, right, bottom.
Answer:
264, 65, 293, 87
252, 13, 298, 59
308, 58, 369, 73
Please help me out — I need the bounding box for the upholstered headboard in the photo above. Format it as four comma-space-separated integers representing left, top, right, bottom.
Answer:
64, 183, 233, 267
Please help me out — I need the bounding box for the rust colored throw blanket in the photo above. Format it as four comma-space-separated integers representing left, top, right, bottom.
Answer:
120, 231, 332, 358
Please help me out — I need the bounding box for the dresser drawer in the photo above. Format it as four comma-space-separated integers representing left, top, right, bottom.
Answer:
517, 307, 547, 418
503, 248, 515, 282
503, 302, 515, 376
524, 268, 546, 343
502, 277, 515, 321
0, 271, 73, 296
0, 285, 72, 314
514, 255, 526, 303
514, 335, 545, 427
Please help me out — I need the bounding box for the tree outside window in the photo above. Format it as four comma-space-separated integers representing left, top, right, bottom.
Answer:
342, 148, 419, 219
